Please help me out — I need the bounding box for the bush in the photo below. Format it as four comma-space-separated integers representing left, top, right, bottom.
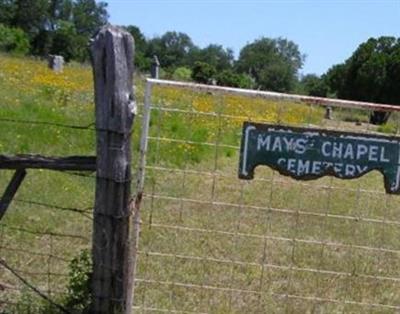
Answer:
216, 70, 253, 88
172, 66, 192, 81
62, 249, 92, 313
5, 249, 92, 313
191, 61, 216, 84
0, 24, 30, 55
51, 21, 79, 62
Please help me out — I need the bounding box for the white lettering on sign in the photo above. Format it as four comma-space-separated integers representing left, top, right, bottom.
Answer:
381, 148, 390, 163
257, 135, 307, 154
343, 144, 354, 160
240, 123, 400, 194
257, 134, 392, 163
321, 142, 331, 157
275, 158, 371, 177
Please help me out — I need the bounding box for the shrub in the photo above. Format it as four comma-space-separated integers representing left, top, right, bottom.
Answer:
172, 66, 192, 81
216, 70, 253, 89
5, 249, 93, 313
0, 24, 30, 55
191, 61, 216, 84
62, 249, 92, 313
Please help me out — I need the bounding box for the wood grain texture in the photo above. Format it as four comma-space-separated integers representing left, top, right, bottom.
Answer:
0, 154, 96, 171
90, 25, 135, 314
0, 169, 26, 220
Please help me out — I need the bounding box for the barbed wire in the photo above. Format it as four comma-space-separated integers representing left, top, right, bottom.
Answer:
0, 258, 70, 314
1, 225, 88, 240
0, 117, 95, 131
14, 198, 93, 219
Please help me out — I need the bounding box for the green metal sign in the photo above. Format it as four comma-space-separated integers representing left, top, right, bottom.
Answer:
239, 122, 400, 194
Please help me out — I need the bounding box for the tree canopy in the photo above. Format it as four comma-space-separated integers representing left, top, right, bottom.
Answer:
2, 0, 397, 113
326, 36, 400, 124
237, 37, 305, 92
146, 31, 195, 69
0, 0, 108, 60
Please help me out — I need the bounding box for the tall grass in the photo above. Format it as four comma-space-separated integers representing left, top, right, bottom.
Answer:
1, 54, 400, 313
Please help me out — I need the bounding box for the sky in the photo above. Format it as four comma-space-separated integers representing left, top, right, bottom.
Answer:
106, 0, 400, 76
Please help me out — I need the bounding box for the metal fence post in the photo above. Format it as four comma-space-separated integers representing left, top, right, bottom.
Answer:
90, 25, 136, 314
151, 55, 160, 79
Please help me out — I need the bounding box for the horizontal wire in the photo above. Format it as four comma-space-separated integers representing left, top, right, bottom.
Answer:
135, 278, 400, 310
147, 136, 239, 150
5, 268, 68, 278
144, 164, 388, 195
0, 258, 70, 313
139, 250, 400, 284
145, 221, 400, 259
14, 199, 93, 218
0, 117, 141, 135
1, 225, 88, 240
143, 194, 400, 229
132, 306, 208, 314
0, 117, 95, 131
56, 170, 96, 178
0, 245, 70, 262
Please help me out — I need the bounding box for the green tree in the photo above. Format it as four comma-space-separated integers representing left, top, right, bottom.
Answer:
0, 0, 108, 60
326, 36, 400, 124
237, 37, 305, 92
73, 0, 107, 36
147, 31, 195, 70
125, 25, 149, 70
48, 0, 73, 30
50, 20, 79, 61
299, 74, 328, 97
325, 63, 347, 97
216, 69, 253, 88
172, 66, 192, 81
0, 0, 16, 25
191, 61, 216, 84
189, 44, 234, 71
72, 0, 108, 61
0, 23, 30, 54
11, 0, 49, 40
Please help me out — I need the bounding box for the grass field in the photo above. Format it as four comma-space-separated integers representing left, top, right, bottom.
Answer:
1, 54, 400, 313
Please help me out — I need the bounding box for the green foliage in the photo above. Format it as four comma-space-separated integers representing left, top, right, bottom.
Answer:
0, 23, 30, 54
72, 0, 108, 36
237, 37, 305, 92
299, 74, 328, 97
11, 0, 49, 39
0, 0, 108, 60
0, 0, 16, 25
325, 63, 347, 97
50, 21, 79, 62
125, 24, 150, 70
188, 44, 234, 71
5, 249, 92, 313
62, 249, 92, 313
377, 122, 397, 134
172, 66, 192, 81
216, 69, 253, 88
191, 61, 216, 84
326, 36, 400, 124
147, 31, 195, 70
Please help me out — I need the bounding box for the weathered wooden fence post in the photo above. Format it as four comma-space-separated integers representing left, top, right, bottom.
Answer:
151, 55, 160, 79
90, 25, 135, 314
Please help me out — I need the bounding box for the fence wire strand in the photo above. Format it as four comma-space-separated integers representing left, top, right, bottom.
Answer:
133, 80, 400, 313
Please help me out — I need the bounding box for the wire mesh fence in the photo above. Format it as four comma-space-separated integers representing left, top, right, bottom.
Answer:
0, 118, 96, 313
132, 79, 400, 313
2, 77, 400, 313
